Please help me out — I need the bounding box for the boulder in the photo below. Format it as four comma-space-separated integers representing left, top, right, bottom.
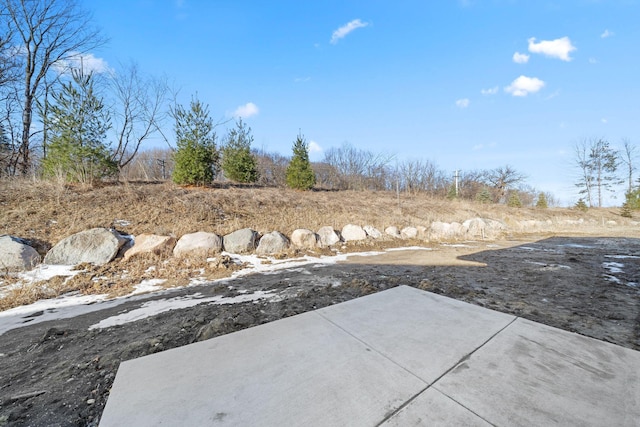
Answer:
173, 232, 222, 258
463, 218, 487, 238
124, 234, 176, 260
429, 222, 464, 241
363, 225, 382, 239
44, 228, 126, 265
290, 229, 318, 249
223, 228, 259, 254
256, 231, 290, 255
385, 226, 402, 238
317, 226, 341, 247
401, 226, 418, 239
341, 224, 367, 242
0, 235, 41, 271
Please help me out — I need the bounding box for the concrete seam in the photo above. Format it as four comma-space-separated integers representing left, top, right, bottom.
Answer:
314, 311, 428, 383
432, 387, 498, 427
373, 315, 519, 425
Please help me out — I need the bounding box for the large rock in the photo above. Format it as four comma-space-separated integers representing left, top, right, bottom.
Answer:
290, 229, 318, 250
341, 224, 367, 242
173, 232, 222, 258
385, 226, 402, 239
363, 225, 382, 239
0, 235, 41, 271
317, 226, 341, 247
124, 234, 176, 260
429, 222, 464, 241
401, 226, 418, 239
256, 231, 290, 255
463, 218, 506, 239
223, 228, 259, 254
44, 228, 126, 266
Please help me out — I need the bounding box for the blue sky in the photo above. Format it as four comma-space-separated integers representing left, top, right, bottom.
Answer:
83, 0, 639, 205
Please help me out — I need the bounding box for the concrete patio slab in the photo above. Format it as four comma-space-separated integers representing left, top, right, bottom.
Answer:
99, 305, 429, 427
317, 286, 515, 384
99, 285, 640, 426
433, 317, 640, 426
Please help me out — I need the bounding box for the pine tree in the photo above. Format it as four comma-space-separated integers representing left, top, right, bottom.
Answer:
42, 69, 115, 183
286, 132, 315, 190
476, 187, 492, 204
624, 186, 640, 210
507, 192, 523, 208
620, 202, 633, 218
536, 192, 548, 209
574, 198, 588, 212
172, 97, 219, 186
221, 118, 259, 183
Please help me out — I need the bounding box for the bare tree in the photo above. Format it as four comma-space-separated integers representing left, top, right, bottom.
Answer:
4, 0, 105, 175
575, 138, 620, 207
395, 159, 448, 195
620, 138, 636, 194
484, 165, 526, 203
109, 62, 169, 173
574, 140, 594, 207
322, 143, 393, 190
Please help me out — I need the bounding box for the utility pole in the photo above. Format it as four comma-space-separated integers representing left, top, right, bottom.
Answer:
454, 170, 460, 197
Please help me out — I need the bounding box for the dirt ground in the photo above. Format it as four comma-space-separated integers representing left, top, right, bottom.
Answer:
0, 234, 639, 426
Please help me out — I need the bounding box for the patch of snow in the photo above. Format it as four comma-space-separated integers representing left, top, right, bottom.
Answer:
17, 264, 80, 284
603, 262, 624, 274
130, 279, 167, 296
558, 243, 595, 249
440, 243, 475, 248
88, 291, 275, 330
113, 219, 131, 227
604, 275, 622, 284
605, 254, 640, 260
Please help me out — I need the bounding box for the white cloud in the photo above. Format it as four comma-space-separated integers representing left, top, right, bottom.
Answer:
589, 57, 598, 64
480, 86, 499, 95
601, 118, 608, 124
233, 102, 259, 118
330, 19, 369, 45
528, 36, 576, 61
308, 140, 323, 153
504, 75, 545, 97
512, 52, 530, 64
294, 76, 311, 83
53, 52, 111, 75
600, 29, 613, 38
455, 98, 470, 108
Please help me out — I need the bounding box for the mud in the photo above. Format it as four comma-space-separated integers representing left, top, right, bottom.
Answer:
0, 235, 639, 426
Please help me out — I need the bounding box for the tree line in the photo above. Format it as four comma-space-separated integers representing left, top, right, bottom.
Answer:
1, 0, 637, 210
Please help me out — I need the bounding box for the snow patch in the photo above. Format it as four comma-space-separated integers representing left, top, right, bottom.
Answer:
88, 291, 275, 330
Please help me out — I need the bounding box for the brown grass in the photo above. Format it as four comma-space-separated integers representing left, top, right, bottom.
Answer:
0, 178, 634, 311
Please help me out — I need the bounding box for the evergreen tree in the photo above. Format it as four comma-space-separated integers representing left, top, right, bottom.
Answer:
286, 132, 315, 190
221, 118, 259, 183
476, 187, 492, 204
507, 192, 523, 208
172, 96, 219, 186
42, 69, 115, 183
574, 198, 588, 212
624, 186, 640, 210
536, 192, 548, 209
620, 201, 633, 218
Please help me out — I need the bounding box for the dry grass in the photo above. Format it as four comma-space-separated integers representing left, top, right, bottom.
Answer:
0, 178, 634, 311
